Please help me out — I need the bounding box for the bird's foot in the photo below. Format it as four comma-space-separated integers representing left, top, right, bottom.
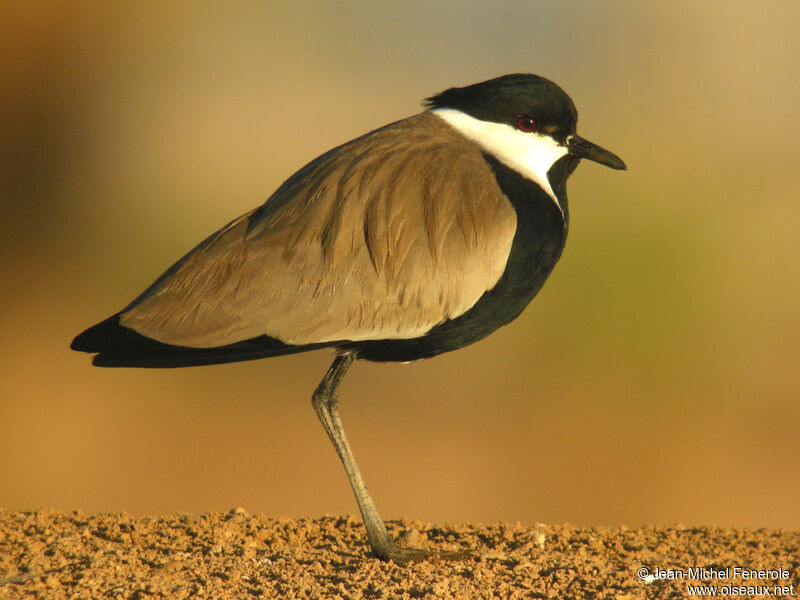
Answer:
377, 541, 473, 565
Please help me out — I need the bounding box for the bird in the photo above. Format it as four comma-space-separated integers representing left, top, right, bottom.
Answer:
72, 73, 626, 564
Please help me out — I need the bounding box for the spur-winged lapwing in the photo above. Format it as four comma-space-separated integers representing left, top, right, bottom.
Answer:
73, 73, 626, 563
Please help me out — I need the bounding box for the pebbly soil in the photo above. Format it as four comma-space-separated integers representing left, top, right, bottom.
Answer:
1, 509, 798, 599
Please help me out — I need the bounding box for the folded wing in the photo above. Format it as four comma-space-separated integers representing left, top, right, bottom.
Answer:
119, 112, 518, 348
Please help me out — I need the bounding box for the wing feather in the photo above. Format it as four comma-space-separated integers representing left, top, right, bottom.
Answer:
120, 112, 517, 347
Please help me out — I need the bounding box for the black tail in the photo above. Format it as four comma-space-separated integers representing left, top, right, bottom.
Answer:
71, 315, 325, 368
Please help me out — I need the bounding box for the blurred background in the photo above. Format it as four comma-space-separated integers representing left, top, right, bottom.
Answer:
2, 1, 798, 530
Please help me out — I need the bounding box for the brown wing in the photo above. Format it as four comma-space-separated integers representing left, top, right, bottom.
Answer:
119, 112, 517, 348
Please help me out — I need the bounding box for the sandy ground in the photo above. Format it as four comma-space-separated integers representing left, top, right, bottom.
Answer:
1, 509, 797, 600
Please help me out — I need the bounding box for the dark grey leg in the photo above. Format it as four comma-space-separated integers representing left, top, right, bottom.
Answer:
312, 351, 470, 563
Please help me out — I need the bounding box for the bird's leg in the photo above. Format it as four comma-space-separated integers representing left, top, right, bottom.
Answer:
311, 351, 396, 559
312, 352, 470, 564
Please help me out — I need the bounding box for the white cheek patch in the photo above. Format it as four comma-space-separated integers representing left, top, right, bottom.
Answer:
432, 108, 568, 211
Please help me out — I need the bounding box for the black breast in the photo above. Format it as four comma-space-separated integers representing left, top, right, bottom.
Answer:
345, 154, 570, 362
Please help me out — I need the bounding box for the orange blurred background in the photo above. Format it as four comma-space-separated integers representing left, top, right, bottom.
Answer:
2, 2, 798, 529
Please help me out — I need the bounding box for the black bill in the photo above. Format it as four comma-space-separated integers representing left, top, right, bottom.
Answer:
568, 135, 626, 170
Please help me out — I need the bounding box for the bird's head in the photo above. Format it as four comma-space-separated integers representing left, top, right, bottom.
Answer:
426, 74, 625, 197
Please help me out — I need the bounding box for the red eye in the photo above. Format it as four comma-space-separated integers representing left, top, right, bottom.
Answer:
516, 116, 537, 132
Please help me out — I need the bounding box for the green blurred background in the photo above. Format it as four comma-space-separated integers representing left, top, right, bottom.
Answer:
2, 1, 798, 529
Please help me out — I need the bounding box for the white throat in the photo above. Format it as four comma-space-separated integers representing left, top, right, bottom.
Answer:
432, 108, 568, 211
